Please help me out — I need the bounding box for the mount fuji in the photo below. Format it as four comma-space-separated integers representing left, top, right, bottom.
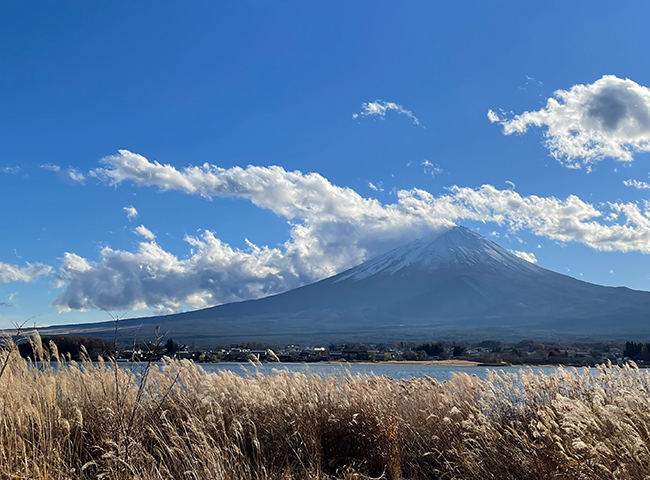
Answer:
40, 227, 650, 345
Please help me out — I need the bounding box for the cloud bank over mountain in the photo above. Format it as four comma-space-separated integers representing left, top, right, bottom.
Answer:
47, 150, 650, 312
490, 76, 650, 167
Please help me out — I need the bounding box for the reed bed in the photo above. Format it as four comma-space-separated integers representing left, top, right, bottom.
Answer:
2, 335, 650, 479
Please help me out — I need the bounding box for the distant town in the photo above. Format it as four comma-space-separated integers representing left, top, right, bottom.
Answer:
15, 335, 650, 367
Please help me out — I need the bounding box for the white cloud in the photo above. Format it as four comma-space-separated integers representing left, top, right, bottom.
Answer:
421, 160, 443, 177
353, 100, 423, 127
2, 165, 21, 174
487, 109, 500, 123
0, 261, 52, 283
124, 205, 139, 220
134, 225, 156, 241
42, 164, 86, 184
53, 234, 298, 312
491, 75, 650, 167
505, 180, 516, 190
511, 250, 538, 264
51, 149, 650, 312
41, 164, 61, 172
368, 181, 384, 192
66, 167, 86, 184
623, 179, 650, 189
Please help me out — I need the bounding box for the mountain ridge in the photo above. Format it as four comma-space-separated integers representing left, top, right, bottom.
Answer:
34, 227, 650, 346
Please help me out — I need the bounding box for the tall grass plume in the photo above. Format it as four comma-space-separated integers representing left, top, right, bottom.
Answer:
1, 334, 650, 478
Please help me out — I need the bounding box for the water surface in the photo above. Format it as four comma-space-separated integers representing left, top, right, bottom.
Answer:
181, 362, 565, 381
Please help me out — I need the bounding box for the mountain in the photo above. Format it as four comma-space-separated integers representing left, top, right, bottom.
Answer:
39, 226, 650, 346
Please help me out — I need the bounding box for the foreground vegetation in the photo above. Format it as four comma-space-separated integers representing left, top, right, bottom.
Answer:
3, 335, 650, 479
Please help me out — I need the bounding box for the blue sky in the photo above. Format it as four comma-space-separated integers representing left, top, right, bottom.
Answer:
3, 1, 650, 327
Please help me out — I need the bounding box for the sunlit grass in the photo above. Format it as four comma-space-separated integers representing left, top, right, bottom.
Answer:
1, 333, 650, 479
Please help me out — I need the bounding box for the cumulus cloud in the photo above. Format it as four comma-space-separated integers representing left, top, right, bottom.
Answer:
491, 75, 650, 167
124, 205, 139, 220
53, 235, 296, 312
623, 179, 650, 189
47, 149, 650, 312
41, 164, 86, 184
511, 250, 538, 264
353, 100, 423, 127
0, 261, 52, 283
134, 225, 156, 241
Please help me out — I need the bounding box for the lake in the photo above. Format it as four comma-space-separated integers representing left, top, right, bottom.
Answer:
167, 362, 567, 381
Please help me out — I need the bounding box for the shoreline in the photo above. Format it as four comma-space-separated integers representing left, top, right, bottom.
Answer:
302, 360, 596, 368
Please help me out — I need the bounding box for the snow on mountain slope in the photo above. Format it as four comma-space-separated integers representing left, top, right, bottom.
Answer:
336, 226, 541, 282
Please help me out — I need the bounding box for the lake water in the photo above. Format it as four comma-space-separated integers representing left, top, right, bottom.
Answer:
177, 362, 566, 381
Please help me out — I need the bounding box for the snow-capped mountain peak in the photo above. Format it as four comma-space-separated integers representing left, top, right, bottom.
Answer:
41, 225, 650, 344
336, 226, 541, 282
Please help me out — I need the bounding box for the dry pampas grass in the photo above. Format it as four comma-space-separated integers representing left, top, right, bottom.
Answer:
1, 333, 650, 479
